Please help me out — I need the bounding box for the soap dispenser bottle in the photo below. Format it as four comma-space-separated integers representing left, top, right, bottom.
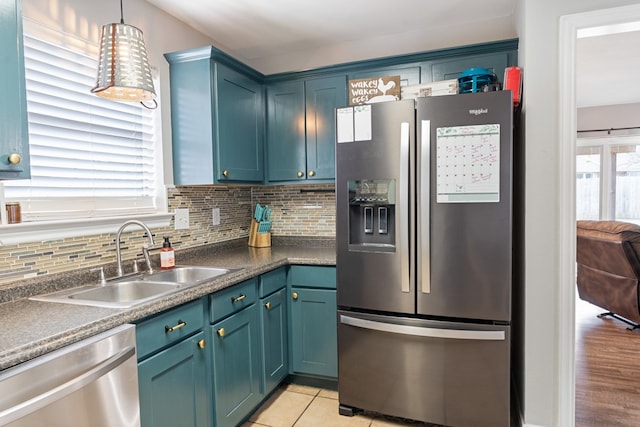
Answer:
160, 236, 175, 270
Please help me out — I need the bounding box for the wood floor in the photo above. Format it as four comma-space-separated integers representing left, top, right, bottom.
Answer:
575, 298, 640, 426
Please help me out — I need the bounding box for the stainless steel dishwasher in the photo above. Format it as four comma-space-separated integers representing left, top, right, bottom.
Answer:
0, 324, 140, 427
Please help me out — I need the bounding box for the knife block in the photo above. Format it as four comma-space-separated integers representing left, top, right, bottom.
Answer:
248, 219, 271, 247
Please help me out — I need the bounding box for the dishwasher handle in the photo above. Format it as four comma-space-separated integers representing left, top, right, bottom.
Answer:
340, 315, 505, 341
0, 346, 135, 425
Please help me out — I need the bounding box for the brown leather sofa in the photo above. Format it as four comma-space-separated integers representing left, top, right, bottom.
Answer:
576, 220, 640, 328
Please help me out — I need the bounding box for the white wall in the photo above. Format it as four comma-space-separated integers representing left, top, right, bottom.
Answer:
518, 0, 640, 426
578, 103, 640, 131
21, 0, 215, 184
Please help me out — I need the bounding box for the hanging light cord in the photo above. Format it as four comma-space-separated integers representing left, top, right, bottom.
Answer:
119, 0, 125, 24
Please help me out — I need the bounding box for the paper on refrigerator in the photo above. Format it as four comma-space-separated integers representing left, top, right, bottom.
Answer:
336, 105, 372, 143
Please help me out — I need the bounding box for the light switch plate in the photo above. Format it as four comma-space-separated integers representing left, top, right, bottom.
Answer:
174, 208, 189, 230
212, 208, 220, 226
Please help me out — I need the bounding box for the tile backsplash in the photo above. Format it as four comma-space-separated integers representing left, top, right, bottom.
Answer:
0, 184, 336, 287
251, 184, 335, 237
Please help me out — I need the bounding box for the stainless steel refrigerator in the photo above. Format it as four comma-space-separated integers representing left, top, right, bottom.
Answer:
335, 90, 513, 427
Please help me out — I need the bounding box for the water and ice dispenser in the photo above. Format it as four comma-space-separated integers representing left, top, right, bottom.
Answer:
348, 179, 396, 252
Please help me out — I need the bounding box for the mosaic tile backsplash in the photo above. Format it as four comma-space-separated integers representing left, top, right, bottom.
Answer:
0, 184, 336, 287
251, 184, 335, 237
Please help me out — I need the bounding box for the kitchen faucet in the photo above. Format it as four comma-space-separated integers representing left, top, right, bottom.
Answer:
115, 220, 156, 277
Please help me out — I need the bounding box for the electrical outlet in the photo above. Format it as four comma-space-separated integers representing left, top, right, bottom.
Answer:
174, 208, 189, 230
212, 208, 220, 226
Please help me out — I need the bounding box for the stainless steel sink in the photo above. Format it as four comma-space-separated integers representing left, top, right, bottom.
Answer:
68, 281, 181, 305
31, 281, 181, 309
30, 265, 241, 309
141, 266, 236, 284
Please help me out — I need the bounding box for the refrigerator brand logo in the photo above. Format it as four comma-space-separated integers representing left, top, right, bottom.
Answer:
469, 108, 489, 116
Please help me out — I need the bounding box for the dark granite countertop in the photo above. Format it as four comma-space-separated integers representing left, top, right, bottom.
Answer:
0, 238, 335, 371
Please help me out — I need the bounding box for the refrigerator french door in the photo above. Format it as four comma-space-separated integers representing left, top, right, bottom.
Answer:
335, 91, 513, 427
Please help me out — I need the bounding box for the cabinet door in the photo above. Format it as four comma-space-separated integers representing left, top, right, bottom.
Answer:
266, 80, 306, 182
138, 332, 208, 427
168, 56, 215, 185
430, 52, 511, 82
260, 287, 288, 394
216, 64, 264, 182
210, 305, 262, 427
305, 75, 346, 181
0, 0, 30, 179
290, 288, 337, 378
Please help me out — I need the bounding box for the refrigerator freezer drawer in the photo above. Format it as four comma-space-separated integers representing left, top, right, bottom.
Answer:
338, 311, 510, 427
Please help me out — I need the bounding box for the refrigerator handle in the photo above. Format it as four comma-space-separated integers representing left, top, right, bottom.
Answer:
399, 122, 410, 293
419, 120, 431, 294
340, 315, 505, 341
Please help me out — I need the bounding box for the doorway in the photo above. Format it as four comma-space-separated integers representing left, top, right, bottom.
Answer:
559, 4, 640, 426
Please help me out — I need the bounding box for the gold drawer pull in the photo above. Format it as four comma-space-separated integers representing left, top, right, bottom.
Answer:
222, 170, 229, 177
198, 339, 206, 349
8, 153, 21, 165
231, 294, 246, 303
308, 170, 315, 177
165, 320, 186, 333
296, 171, 304, 178
217, 328, 225, 337
265, 302, 272, 310
292, 292, 298, 300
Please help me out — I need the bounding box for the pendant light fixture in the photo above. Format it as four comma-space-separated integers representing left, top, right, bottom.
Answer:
91, 0, 157, 108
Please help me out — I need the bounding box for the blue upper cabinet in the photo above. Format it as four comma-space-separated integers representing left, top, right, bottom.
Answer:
216, 65, 264, 182
266, 80, 305, 182
266, 75, 346, 183
0, 0, 30, 180
305, 76, 347, 181
166, 40, 517, 186
165, 47, 264, 185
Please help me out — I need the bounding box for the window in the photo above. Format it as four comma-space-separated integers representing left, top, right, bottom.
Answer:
576, 146, 601, 220
3, 29, 165, 223
576, 135, 640, 224
613, 145, 640, 221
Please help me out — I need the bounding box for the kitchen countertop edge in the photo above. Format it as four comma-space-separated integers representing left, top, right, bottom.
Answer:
0, 239, 335, 372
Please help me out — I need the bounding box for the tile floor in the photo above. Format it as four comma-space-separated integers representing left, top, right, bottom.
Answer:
243, 383, 431, 427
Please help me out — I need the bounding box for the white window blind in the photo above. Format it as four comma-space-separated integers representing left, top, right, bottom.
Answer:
4, 33, 163, 221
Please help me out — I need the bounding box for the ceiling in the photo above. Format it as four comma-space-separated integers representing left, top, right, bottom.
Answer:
146, 0, 639, 109
146, 0, 517, 72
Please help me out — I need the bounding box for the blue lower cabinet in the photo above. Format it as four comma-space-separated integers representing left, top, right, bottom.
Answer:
260, 287, 288, 394
289, 287, 337, 378
210, 304, 262, 427
138, 331, 209, 427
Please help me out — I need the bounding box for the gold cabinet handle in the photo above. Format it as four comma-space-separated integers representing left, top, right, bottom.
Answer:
165, 320, 186, 333
217, 328, 225, 337
197, 339, 206, 349
8, 153, 21, 165
222, 170, 229, 177
292, 292, 298, 300
308, 170, 315, 177
265, 301, 272, 310
296, 171, 304, 178
231, 294, 246, 303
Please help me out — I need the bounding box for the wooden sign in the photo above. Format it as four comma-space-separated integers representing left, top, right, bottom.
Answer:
348, 75, 401, 105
